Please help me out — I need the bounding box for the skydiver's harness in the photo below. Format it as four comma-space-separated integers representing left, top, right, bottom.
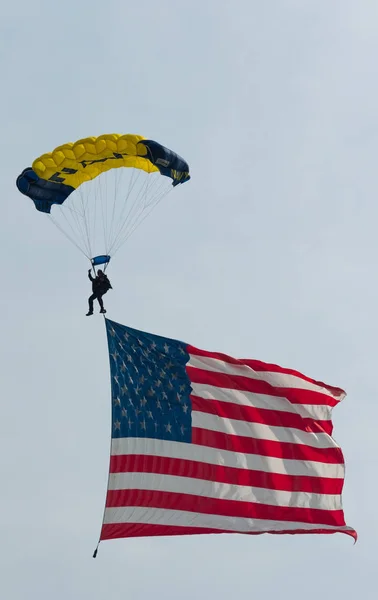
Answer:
89, 272, 112, 295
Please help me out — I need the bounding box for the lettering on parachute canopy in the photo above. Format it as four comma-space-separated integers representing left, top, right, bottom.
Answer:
171, 169, 189, 182
49, 167, 78, 183
155, 158, 170, 167
48, 152, 131, 182
47, 153, 189, 184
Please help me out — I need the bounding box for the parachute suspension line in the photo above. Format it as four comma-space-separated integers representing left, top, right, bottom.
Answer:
104, 170, 112, 254
103, 170, 111, 254
106, 166, 139, 252
57, 202, 83, 245
120, 177, 172, 246
107, 171, 153, 256
81, 185, 95, 259
119, 174, 151, 229
53, 202, 90, 257
78, 180, 96, 258
142, 167, 153, 206
67, 201, 92, 258
102, 168, 113, 257
106, 168, 145, 256
107, 166, 121, 256
96, 166, 115, 258
91, 176, 99, 261
115, 173, 159, 242
98, 172, 108, 256
127, 184, 173, 244
110, 183, 173, 257
83, 172, 101, 257
76, 189, 93, 259
113, 167, 142, 236
82, 179, 92, 215
50, 185, 94, 259
48, 213, 90, 260
143, 176, 170, 209
88, 173, 102, 260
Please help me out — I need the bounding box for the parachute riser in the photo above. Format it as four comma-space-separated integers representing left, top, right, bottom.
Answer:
91, 254, 111, 275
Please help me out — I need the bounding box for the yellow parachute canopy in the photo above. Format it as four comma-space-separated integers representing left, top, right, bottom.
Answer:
32, 134, 159, 190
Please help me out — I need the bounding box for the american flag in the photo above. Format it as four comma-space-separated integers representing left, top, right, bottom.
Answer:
98, 317, 356, 545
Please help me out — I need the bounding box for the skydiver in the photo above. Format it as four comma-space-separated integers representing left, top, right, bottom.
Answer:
86, 269, 112, 316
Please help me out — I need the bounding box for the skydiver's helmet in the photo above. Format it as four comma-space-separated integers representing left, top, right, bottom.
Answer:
97, 269, 104, 276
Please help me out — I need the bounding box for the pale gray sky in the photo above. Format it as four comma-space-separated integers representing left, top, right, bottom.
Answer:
1, 1, 376, 598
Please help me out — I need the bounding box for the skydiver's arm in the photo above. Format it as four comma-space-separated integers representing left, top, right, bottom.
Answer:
88, 270, 94, 282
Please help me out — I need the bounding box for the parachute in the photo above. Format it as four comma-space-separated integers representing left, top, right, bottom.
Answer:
16, 133, 190, 268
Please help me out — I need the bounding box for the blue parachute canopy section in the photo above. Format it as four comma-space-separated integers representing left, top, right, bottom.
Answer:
16, 167, 74, 213
92, 255, 111, 266
142, 140, 191, 186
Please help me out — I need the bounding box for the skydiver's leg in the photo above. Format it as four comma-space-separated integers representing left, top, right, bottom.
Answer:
97, 294, 106, 313
87, 293, 96, 315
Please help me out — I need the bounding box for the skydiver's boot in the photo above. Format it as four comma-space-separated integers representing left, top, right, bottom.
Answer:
100, 308, 106, 314
86, 311, 93, 316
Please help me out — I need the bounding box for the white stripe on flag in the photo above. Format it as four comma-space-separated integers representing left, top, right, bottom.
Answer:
191, 382, 332, 422
110, 438, 345, 479
191, 411, 338, 449
107, 472, 342, 511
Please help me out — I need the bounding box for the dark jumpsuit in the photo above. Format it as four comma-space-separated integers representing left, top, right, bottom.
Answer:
88, 272, 112, 313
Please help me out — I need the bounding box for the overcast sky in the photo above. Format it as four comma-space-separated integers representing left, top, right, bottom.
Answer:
1, 1, 376, 598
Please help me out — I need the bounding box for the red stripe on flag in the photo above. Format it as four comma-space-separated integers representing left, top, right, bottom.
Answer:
105, 489, 347, 527
187, 366, 338, 407
101, 522, 356, 541
192, 428, 344, 464
109, 454, 344, 494
187, 346, 345, 399
101, 522, 231, 539
191, 395, 333, 435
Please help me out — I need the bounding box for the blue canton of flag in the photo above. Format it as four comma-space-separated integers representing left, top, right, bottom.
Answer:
106, 318, 192, 443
